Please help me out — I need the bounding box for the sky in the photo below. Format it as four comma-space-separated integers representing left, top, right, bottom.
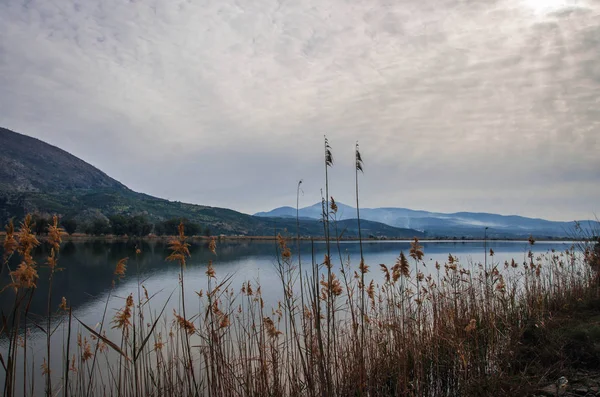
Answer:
0, 0, 598, 221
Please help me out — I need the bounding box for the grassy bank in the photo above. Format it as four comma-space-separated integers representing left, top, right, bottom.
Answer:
503, 297, 600, 395
2, 213, 600, 396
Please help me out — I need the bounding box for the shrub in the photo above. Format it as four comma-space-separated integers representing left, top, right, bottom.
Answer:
61, 218, 77, 235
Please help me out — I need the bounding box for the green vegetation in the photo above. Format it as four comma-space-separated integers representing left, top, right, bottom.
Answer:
0, 188, 422, 237
83, 218, 110, 236
107, 215, 153, 237
31, 214, 50, 235
154, 218, 202, 236
28, 213, 204, 238
60, 218, 77, 235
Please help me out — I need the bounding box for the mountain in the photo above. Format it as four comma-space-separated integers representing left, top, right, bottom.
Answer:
0, 127, 422, 238
1, 127, 126, 193
255, 202, 599, 239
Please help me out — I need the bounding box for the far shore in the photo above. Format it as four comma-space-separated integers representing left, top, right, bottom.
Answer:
0, 231, 585, 243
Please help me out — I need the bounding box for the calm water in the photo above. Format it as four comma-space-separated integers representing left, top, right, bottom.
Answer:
0, 239, 576, 320
0, 239, 576, 393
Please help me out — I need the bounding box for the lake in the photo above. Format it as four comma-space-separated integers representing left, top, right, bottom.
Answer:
0, 239, 577, 394
1, 239, 576, 319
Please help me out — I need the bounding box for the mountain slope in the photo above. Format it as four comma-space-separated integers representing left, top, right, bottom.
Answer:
0, 127, 423, 238
0, 127, 126, 193
255, 202, 598, 239
0, 127, 270, 234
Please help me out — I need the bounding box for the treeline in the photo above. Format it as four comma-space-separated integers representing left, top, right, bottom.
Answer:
28, 214, 209, 237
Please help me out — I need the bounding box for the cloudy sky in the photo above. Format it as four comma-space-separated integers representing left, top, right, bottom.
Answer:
0, 0, 598, 221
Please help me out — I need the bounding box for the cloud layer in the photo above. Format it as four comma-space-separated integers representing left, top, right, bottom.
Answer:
1, 0, 598, 220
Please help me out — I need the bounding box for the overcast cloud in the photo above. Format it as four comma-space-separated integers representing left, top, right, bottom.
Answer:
0, 0, 598, 220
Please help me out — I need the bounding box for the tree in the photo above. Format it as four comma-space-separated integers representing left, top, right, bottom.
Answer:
32, 214, 50, 235
185, 221, 201, 236
108, 215, 152, 237
61, 218, 78, 235
86, 219, 110, 236
128, 215, 152, 237
155, 218, 200, 236
109, 215, 129, 236
154, 221, 166, 236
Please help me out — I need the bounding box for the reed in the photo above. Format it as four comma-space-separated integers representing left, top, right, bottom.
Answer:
1, 145, 599, 397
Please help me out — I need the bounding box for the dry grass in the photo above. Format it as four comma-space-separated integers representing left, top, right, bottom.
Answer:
1, 213, 599, 397
2, 140, 599, 396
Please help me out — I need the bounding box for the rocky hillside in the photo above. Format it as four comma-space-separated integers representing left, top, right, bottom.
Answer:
0, 127, 126, 193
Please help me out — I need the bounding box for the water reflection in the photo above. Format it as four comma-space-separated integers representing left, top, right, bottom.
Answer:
0, 239, 577, 395
1, 239, 574, 320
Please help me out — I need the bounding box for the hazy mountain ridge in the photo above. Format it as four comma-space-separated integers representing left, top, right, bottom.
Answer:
0, 127, 423, 238
255, 202, 598, 239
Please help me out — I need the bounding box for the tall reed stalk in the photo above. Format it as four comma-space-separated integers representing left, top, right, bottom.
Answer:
354, 141, 366, 391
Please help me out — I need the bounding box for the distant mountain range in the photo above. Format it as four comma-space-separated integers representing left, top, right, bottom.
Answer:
255, 202, 599, 239
0, 127, 420, 238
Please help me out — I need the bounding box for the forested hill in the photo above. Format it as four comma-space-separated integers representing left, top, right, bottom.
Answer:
0, 127, 422, 238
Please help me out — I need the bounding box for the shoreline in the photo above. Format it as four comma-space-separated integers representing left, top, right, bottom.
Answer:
0, 232, 586, 243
